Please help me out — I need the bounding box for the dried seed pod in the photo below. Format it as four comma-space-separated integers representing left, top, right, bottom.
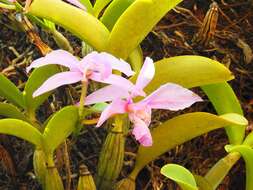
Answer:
192, 2, 219, 47
77, 164, 96, 190
114, 178, 136, 190
33, 149, 47, 186
96, 116, 128, 190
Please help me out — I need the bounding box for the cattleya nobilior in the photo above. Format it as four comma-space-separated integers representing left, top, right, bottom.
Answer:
27, 50, 135, 97
85, 58, 202, 146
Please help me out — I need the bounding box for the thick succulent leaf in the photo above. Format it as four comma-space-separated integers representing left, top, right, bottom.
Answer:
0, 103, 27, 120
225, 145, 253, 190
28, 0, 110, 51
194, 175, 212, 190
128, 46, 143, 72
43, 106, 78, 154
79, 0, 94, 14
0, 119, 43, 147
129, 112, 248, 178
101, 0, 135, 30
107, 0, 182, 59
204, 152, 240, 190
202, 83, 245, 145
93, 0, 112, 17
0, 74, 25, 108
161, 164, 198, 190
132, 56, 234, 96
90, 102, 108, 113
243, 131, 253, 147
24, 65, 60, 113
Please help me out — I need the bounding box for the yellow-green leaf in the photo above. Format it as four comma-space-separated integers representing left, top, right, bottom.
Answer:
93, 0, 112, 17
129, 112, 248, 178
24, 65, 60, 114
0, 103, 27, 121
79, 0, 94, 14
225, 145, 253, 190
0, 119, 43, 147
194, 175, 212, 190
204, 152, 240, 190
107, 0, 182, 59
0, 74, 25, 108
43, 106, 79, 154
101, 0, 135, 30
161, 164, 198, 190
202, 83, 245, 145
128, 46, 143, 72
29, 0, 109, 51
132, 55, 234, 95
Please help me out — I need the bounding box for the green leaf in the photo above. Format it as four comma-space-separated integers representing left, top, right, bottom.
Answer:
201, 83, 245, 145
128, 46, 143, 72
0, 74, 25, 108
43, 106, 79, 154
100, 0, 135, 31
79, 0, 94, 14
29, 0, 110, 51
243, 131, 253, 147
129, 112, 248, 179
225, 145, 253, 190
132, 56, 234, 95
194, 175, 212, 190
204, 152, 240, 190
161, 164, 198, 190
93, 0, 112, 17
90, 102, 108, 113
107, 0, 182, 59
23, 65, 60, 113
0, 119, 43, 147
0, 103, 27, 120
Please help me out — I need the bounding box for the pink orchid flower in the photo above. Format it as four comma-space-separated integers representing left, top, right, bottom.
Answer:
84, 57, 155, 105
27, 50, 135, 97
85, 58, 202, 146
65, 0, 86, 10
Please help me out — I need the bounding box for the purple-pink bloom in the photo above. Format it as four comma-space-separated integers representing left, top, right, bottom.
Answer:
27, 50, 135, 97
65, 0, 86, 10
85, 58, 202, 146
84, 57, 155, 105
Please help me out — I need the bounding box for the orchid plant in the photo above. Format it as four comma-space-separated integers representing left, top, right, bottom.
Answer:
0, 0, 250, 190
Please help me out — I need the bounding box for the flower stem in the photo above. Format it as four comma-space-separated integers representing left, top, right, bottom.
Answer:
78, 81, 88, 117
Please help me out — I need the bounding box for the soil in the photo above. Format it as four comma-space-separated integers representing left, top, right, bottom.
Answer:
0, 0, 253, 189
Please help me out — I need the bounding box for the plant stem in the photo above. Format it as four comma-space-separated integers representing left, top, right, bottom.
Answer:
78, 81, 88, 117
63, 141, 72, 190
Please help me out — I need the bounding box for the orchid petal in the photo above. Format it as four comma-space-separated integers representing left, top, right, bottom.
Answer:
96, 98, 127, 127
80, 51, 113, 79
135, 57, 155, 91
27, 50, 79, 73
139, 83, 202, 111
65, 0, 86, 10
85, 85, 130, 105
90, 74, 135, 90
132, 119, 152, 146
33, 71, 83, 97
100, 52, 135, 77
